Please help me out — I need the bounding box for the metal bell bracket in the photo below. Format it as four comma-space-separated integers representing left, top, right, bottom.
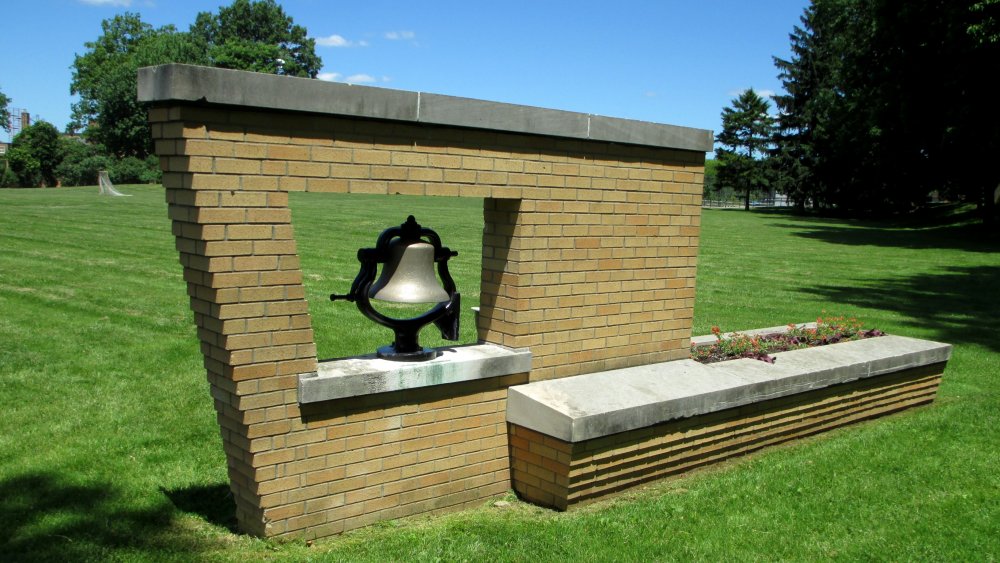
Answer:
331, 215, 461, 361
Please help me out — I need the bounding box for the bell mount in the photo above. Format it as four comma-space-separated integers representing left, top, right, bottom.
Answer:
330, 216, 460, 361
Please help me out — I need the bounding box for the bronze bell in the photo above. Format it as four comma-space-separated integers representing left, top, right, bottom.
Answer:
330, 215, 460, 361
369, 238, 450, 304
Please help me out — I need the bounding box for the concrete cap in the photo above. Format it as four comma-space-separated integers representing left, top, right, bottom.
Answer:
507, 335, 951, 443
298, 343, 531, 403
137, 64, 713, 152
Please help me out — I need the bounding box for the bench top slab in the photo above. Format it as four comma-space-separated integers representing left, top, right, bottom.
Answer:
507, 335, 951, 442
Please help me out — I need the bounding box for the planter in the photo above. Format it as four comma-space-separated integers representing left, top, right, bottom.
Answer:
506, 327, 951, 510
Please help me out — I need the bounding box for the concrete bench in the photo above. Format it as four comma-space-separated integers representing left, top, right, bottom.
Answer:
506, 335, 951, 510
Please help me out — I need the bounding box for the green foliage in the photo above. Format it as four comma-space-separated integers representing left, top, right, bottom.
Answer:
71, 14, 207, 158
715, 89, 774, 210
4, 146, 39, 187
691, 316, 884, 364
0, 86, 10, 132
144, 154, 164, 183
4, 127, 160, 188
0, 164, 16, 188
190, 0, 322, 77
703, 158, 719, 177
772, 0, 1000, 224
70, 3, 322, 159
109, 154, 162, 184
54, 138, 112, 187
969, 0, 1000, 44
702, 158, 716, 197
8, 121, 62, 187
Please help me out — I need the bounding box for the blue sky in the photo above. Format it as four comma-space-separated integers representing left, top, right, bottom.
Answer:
1, 0, 809, 144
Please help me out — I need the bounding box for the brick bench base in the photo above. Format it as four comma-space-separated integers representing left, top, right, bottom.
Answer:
510, 362, 944, 510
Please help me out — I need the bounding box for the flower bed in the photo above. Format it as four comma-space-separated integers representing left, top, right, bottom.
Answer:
692, 315, 885, 364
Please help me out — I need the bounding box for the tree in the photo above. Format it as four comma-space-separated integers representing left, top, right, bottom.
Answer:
0, 86, 10, 187
715, 89, 774, 210
5, 147, 39, 187
771, 4, 825, 210
9, 121, 62, 187
70, 2, 323, 159
55, 138, 112, 187
0, 87, 10, 132
71, 14, 207, 158
189, 0, 321, 77
771, 0, 879, 213
772, 0, 1000, 224
938, 0, 1000, 225
969, 0, 1000, 44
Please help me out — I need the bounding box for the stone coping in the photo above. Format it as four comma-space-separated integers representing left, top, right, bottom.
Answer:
506, 334, 951, 443
298, 343, 531, 403
137, 64, 713, 152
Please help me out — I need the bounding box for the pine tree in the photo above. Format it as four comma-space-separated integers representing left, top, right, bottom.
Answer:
771, 0, 1000, 224
715, 89, 774, 211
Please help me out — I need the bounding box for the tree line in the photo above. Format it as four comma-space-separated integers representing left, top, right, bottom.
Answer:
4, 0, 998, 227
714, 0, 999, 225
1, 0, 321, 188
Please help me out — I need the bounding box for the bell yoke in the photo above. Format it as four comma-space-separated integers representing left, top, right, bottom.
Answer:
331, 215, 461, 361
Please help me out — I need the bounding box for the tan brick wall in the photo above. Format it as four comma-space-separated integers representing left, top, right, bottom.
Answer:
510, 363, 944, 510
149, 103, 704, 538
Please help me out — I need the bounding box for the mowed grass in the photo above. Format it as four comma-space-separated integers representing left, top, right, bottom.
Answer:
1, 186, 998, 561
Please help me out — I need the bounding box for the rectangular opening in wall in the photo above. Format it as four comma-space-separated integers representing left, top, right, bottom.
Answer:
290, 192, 484, 360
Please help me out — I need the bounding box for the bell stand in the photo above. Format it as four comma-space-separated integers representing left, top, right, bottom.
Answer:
331, 216, 461, 361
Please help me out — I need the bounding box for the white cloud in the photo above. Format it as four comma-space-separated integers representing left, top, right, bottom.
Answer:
319, 72, 389, 84
727, 88, 777, 99
345, 74, 376, 84
79, 0, 131, 5
385, 31, 416, 40
315, 34, 368, 48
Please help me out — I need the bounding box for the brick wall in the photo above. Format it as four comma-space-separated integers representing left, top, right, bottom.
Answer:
510, 363, 944, 510
149, 103, 704, 538
153, 106, 704, 380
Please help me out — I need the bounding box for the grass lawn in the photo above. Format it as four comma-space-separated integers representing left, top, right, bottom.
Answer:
1, 185, 998, 561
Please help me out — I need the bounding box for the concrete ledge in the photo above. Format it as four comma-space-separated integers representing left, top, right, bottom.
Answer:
507, 334, 950, 442
299, 343, 531, 403
137, 64, 713, 152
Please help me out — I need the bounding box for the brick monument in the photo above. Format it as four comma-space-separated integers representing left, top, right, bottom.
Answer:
141, 64, 949, 539
140, 64, 710, 538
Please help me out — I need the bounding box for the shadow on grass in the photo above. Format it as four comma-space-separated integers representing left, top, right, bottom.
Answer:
161, 483, 237, 532
783, 222, 999, 253
752, 206, 1000, 253
800, 266, 1000, 352
0, 472, 212, 561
